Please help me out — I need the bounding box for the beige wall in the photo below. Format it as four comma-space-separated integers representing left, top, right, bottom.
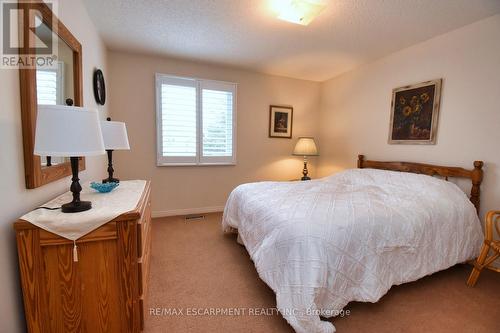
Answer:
108, 52, 321, 216
0, 1, 109, 331
318, 14, 500, 219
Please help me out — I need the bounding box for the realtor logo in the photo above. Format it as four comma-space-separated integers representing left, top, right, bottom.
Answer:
1, 0, 58, 69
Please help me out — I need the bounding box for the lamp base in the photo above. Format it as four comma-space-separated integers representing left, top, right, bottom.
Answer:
300, 158, 311, 181
103, 150, 120, 184
61, 200, 92, 213
102, 177, 120, 183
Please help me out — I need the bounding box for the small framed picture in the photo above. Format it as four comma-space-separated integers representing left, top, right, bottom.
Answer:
388, 79, 442, 144
269, 105, 293, 138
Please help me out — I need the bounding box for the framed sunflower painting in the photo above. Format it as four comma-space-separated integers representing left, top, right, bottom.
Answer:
388, 79, 442, 144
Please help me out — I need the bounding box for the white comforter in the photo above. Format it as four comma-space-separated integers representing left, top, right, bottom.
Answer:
222, 169, 483, 333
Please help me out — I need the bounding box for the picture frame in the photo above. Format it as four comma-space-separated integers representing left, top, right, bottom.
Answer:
388, 79, 442, 145
269, 105, 293, 138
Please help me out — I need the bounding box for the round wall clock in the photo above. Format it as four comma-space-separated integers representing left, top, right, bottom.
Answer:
93, 69, 106, 105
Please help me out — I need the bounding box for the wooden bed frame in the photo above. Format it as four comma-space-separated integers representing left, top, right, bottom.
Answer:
357, 155, 484, 213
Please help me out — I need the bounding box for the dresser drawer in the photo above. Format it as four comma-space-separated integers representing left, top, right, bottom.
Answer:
137, 195, 151, 258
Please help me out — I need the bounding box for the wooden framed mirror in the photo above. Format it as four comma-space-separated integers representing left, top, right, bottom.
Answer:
19, 1, 84, 189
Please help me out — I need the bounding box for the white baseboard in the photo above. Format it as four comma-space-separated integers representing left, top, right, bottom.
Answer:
152, 206, 225, 218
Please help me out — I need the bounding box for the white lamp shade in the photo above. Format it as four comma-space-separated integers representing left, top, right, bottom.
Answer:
293, 137, 319, 156
101, 121, 130, 150
34, 105, 105, 157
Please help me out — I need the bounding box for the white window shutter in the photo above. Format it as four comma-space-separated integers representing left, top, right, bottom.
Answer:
36, 62, 64, 105
156, 75, 198, 164
200, 80, 236, 164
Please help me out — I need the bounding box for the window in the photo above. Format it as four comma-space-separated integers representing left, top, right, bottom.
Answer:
36, 62, 66, 166
155, 74, 236, 165
36, 62, 64, 105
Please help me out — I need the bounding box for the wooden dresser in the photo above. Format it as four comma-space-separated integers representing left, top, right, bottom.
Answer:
14, 181, 152, 333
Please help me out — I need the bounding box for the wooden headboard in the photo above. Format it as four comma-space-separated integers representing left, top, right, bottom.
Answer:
357, 155, 484, 212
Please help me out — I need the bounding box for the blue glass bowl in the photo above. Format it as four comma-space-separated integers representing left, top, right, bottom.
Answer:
90, 181, 119, 193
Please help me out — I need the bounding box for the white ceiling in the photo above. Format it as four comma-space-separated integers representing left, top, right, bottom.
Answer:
83, 0, 500, 81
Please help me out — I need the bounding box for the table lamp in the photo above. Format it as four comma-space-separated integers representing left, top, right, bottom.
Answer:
34, 105, 105, 213
292, 137, 319, 180
100, 117, 130, 183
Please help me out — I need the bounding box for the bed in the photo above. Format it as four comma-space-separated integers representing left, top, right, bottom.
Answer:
222, 155, 485, 333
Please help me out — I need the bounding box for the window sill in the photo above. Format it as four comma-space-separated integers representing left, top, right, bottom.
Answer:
157, 162, 236, 167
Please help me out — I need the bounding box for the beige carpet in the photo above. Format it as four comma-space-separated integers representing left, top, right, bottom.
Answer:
145, 213, 500, 333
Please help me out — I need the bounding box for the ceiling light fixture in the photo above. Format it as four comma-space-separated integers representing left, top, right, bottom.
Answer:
271, 0, 327, 26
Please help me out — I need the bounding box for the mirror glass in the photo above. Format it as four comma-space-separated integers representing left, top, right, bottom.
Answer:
35, 17, 74, 167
